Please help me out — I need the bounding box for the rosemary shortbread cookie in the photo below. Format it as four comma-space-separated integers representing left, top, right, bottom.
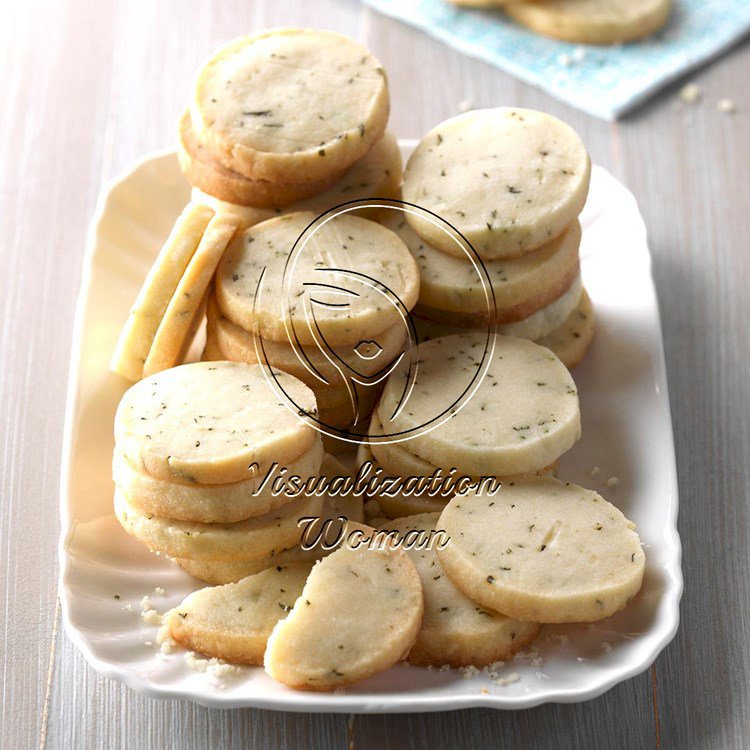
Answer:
110, 202, 214, 381
387, 514, 541, 667
178, 110, 342, 208
191, 131, 402, 227
402, 109, 590, 260
536, 289, 595, 369
166, 562, 313, 664
190, 29, 389, 183
173, 466, 364, 584
112, 435, 323, 524
114, 361, 317, 485
378, 334, 580, 476
437, 478, 646, 623
143, 214, 240, 377
506, 0, 672, 45
382, 211, 581, 319
206, 293, 407, 391
264, 530, 423, 689
215, 212, 419, 345
115, 488, 324, 562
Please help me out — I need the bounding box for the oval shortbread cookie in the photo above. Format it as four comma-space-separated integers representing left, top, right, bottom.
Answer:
382, 211, 581, 319
178, 109, 343, 208
166, 562, 313, 664
264, 529, 423, 689
112, 435, 323, 524
387, 514, 540, 666
114, 361, 317, 484
506, 0, 672, 45
536, 289, 595, 370
191, 131, 403, 228
437, 478, 646, 623
115, 488, 324, 562
402, 109, 590, 260
190, 29, 389, 183
206, 293, 408, 390
110, 202, 214, 382
143, 213, 240, 377
215, 212, 419, 345
378, 334, 581, 476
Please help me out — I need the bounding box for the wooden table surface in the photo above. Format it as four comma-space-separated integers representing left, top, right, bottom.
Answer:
1, 1, 748, 748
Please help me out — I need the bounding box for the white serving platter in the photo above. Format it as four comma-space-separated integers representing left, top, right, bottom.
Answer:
59, 142, 682, 712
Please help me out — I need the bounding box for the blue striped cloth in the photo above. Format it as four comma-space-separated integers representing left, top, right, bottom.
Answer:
360, 0, 750, 119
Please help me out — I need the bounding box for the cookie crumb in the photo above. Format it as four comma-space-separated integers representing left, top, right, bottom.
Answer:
558, 53, 572, 67
154, 586, 166, 595
717, 98, 736, 114
602, 641, 613, 653
590, 466, 600, 477
141, 595, 152, 612
481, 687, 489, 694
679, 83, 701, 104
122, 604, 134, 612
571, 47, 586, 63
142, 608, 163, 626
547, 632, 569, 646
493, 672, 520, 686
160, 637, 177, 654
606, 477, 619, 487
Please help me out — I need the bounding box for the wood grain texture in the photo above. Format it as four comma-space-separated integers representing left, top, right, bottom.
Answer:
0, 0, 747, 748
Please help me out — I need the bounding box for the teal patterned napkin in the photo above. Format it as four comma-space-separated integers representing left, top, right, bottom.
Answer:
360, 0, 750, 119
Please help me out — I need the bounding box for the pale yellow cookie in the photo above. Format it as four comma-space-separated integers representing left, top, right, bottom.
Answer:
506, 0, 672, 45
215, 211, 419, 345
114, 361, 317, 485
178, 109, 342, 208
378, 334, 580, 476
166, 562, 313, 664
437, 478, 646, 623
110, 202, 214, 381
115, 488, 324, 562
206, 292, 407, 393
382, 211, 581, 319
535, 289, 595, 369
264, 528, 423, 689
142, 213, 240, 377
191, 131, 403, 227
112, 435, 323, 523
402, 108, 590, 260
190, 29, 389, 183
387, 514, 541, 667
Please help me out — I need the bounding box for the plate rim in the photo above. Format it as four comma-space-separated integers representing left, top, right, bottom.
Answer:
57, 146, 683, 713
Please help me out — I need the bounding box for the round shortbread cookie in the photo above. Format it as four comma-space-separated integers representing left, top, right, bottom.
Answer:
437, 478, 646, 623
177, 109, 343, 208
402, 108, 590, 260
166, 562, 313, 665
382, 210, 581, 318
112, 435, 323, 524
506, 0, 672, 45
173, 467, 365, 584
111, 202, 214, 381
536, 289, 595, 370
377, 334, 580, 476
114, 361, 317, 484
415, 273, 583, 341
143, 213, 240, 377
115, 488, 324, 562
190, 29, 389, 183
386, 514, 541, 666
264, 530, 423, 689
215, 211, 419, 345
190, 131, 403, 228
206, 292, 408, 391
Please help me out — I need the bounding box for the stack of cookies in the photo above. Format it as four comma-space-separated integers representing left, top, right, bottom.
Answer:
203, 210, 420, 448
392, 107, 595, 370
177, 28, 402, 229
362, 333, 580, 520
113, 361, 329, 568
